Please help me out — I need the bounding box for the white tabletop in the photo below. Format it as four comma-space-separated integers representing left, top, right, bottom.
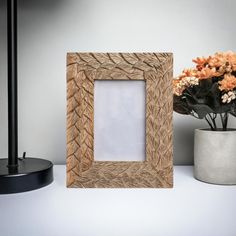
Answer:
0, 166, 235, 236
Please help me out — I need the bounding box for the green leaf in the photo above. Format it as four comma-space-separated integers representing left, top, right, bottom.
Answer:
230, 102, 236, 117
173, 95, 191, 115
188, 104, 214, 119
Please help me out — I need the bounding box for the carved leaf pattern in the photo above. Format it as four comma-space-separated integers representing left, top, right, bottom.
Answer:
66, 53, 173, 188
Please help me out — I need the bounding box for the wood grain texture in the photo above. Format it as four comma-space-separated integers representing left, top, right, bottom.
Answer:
66, 53, 173, 188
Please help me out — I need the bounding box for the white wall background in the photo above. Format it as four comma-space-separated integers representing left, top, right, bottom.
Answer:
0, 0, 235, 164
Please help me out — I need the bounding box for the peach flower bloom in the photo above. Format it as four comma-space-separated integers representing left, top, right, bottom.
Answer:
174, 51, 236, 97
180, 68, 199, 78
197, 67, 220, 79
192, 51, 236, 76
209, 52, 227, 68
219, 74, 236, 91
209, 51, 236, 73
193, 56, 210, 70
226, 51, 236, 71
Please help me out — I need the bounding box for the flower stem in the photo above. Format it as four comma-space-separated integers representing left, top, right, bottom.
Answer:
223, 113, 229, 131
220, 112, 229, 131
209, 113, 217, 130
205, 116, 215, 130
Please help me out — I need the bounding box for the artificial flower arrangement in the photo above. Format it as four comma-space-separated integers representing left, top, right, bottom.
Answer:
173, 51, 236, 131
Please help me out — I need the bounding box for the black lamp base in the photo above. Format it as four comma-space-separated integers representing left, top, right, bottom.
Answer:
0, 158, 53, 194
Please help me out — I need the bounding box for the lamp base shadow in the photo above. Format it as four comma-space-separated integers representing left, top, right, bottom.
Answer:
0, 158, 53, 194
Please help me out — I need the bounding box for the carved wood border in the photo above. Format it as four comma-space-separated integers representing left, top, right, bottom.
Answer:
66, 53, 173, 188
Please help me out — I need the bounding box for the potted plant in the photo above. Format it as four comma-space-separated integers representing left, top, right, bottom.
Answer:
173, 51, 236, 184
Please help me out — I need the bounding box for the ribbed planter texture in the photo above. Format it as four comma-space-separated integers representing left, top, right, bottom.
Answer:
194, 129, 236, 185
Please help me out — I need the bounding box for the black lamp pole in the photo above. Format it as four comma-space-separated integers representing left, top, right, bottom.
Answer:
0, 0, 53, 194
8, 0, 18, 168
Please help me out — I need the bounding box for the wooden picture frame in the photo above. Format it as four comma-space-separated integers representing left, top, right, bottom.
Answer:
66, 53, 173, 188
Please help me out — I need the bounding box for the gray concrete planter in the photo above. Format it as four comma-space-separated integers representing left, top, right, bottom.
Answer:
194, 128, 236, 185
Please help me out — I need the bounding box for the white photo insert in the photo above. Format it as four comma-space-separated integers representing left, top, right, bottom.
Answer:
94, 80, 146, 161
